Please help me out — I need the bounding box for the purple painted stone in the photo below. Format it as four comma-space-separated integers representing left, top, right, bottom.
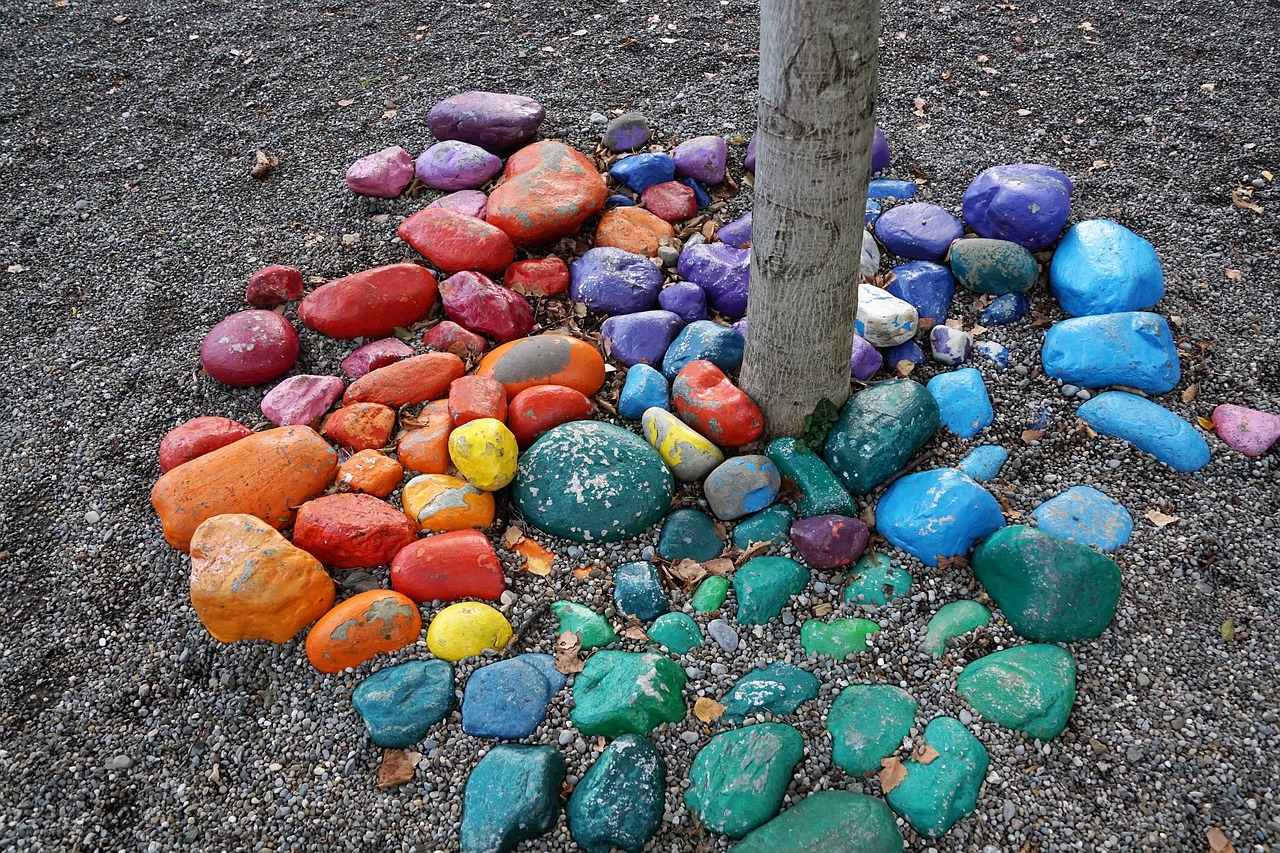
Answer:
673, 135, 728, 185
850, 334, 882, 380
744, 134, 757, 173
659, 281, 709, 323
569, 247, 664, 315
340, 338, 415, 380
1212, 404, 1280, 457
962, 164, 1073, 252
428, 190, 488, 220
426, 91, 545, 154
871, 126, 890, 173
260, 375, 345, 427
439, 271, 534, 342
602, 112, 651, 152
930, 325, 974, 366
717, 212, 752, 249
414, 141, 503, 191
601, 310, 686, 367
345, 146, 415, 198
732, 317, 748, 339
790, 515, 869, 569
875, 202, 964, 262
676, 243, 750, 319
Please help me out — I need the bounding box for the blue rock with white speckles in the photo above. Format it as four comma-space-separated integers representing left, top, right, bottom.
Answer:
570, 247, 663, 315
856, 283, 919, 347
962, 163, 1073, 252
974, 340, 1010, 369
704, 455, 781, 520
613, 561, 669, 621
980, 293, 1029, 326
662, 320, 745, 379
461, 744, 565, 853
610, 153, 675, 194
865, 198, 882, 227
717, 212, 752, 249
867, 179, 916, 200
927, 368, 993, 438
1032, 486, 1133, 551
1041, 311, 1180, 394
843, 553, 913, 606
958, 445, 1009, 481
1049, 220, 1165, 317
875, 202, 964, 262
876, 468, 1005, 566
352, 660, 455, 748
1077, 391, 1210, 472
601, 310, 685, 368
619, 364, 669, 420
567, 734, 666, 853
887, 261, 955, 327
462, 655, 560, 739
658, 281, 708, 323
677, 243, 750, 319
723, 662, 821, 719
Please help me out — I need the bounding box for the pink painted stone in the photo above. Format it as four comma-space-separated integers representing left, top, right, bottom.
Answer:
340, 338, 415, 380
1212, 404, 1280, 457
429, 190, 488, 220
422, 320, 488, 361
201, 310, 300, 387
641, 181, 697, 223
438, 271, 534, 342
261, 375, 346, 427
345, 146, 415, 198
245, 265, 304, 308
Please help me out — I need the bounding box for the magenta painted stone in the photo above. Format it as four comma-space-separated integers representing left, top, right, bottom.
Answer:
428, 190, 488, 220
673, 135, 728, 185
245, 265, 304, 308
850, 334, 882, 380
427, 91, 545, 154
1212, 404, 1280, 457
340, 338, 414, 380
201, 310, 300, 387
414, 141, 503, 191
345, 146, 415, 198
790, 515, 869, 569
260, 375, 345, 427
641, 182, 697, 223
422, 320, 488, 361
438, 271, 534, 342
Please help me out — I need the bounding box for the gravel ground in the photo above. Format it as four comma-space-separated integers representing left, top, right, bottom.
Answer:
2, 0, 1278, 851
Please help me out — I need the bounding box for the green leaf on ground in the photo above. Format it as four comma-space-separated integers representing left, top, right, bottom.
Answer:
797, 397, 840, 452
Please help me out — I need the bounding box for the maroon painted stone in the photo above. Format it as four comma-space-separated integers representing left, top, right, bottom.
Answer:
398, 207, 516, 277
293, 493, 418, 569
427, 91, 545, 154
158, 416, 253, 473
487, 141, 607, 245
340, 338, 415, 380
299, 264, 438, 340
201, 310, 300, 387
422, 320, 488, 362
438, 271, 534, 342
260, 375, 345, 427
429, 190, 488, 220
507, 385, 595, 448
790, 515, 870, 569
671, 360, 764, 447
345, 146, 415, 198
390, 529, 506, 602
245, 265, 304, 308
641, 181, 697, 223
505, 257, 569, 297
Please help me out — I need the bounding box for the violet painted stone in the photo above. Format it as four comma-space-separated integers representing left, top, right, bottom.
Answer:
718, 212, 752, 249
261, 375, 345, 427
428, 190, 488, 220
345, 146, 415, 198
427, 91, 545, 154
414, 141, 503, 191
850, 335, 882, 380
962, 164, 1073, 252
887, 261, 955, 327
732, 317, 748, 339
438, 271, 534, 342
606, 194, 636, 208
930, 325, 974, 366
601, 311, 686, 368
871, 126, 890, 173
677, 243, 750, 319
611, 154, 676, 195
340, 338, 414, 379
570, 247, 664, 315
673, 135, 728, 184
744, 134, 757, 172
1211, 404, 1280, 457
659, 281, 709, 323
602, 112, 651, 152
790, 515, 870, 569
875, 202, 964, 262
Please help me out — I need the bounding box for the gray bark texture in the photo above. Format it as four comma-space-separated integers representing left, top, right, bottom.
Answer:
739, 0, 880, 437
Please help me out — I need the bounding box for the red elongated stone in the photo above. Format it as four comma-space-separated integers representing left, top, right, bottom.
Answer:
389, 529, 506, 603
158, 416, 253, 473
398, 207, 516, 277
505, 257, 569, 297
671, 359, 764, 447
448, 376, 508, 426
298, 263, 438, 340
487, 141, 607, 245
342, 352, 466, 408
507, 385, 595, 448
293, 493, 418, 569
422, 320, 487, 362
438, 271, 534, 342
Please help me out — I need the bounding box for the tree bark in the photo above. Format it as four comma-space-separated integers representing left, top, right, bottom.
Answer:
738, 0, 880, 437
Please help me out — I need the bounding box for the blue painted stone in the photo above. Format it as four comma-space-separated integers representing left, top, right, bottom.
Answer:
723, 662, 821, 719
865, 198, 882, 227
613, 561, 669, 622
974, 340, 1010, 369
462, 656, 558, 739
609, 152, 676, 194
567, 734, 666, 853
1032, 486, 1133, 551
1077, 391, 1210, 472
867, 179, 916, 200
1041, 311, 1180, 394
606, 194, 636, 208
662, 320, 745, 380
601, 310, 685, 368
518, 652, 568, 694
875, 203, 964, 262
930, 325, 974, 366
659, 508, 724, 562
957, 445, 1009, 481
887, 261, 955, 327
352, 660, 455, 748
1049, 220, 1165, 317
980, 292, 1029, 326
876, 468, 1005, 566
619, 364, 669, 420
602, 112, 651, 152
704, 455, 781, 520
744, 134, 756, 172
927, 368, 993, 438
680, 177, 713, 209
962, 163, 1073, 252
676, 243, 750, 318
717, 212, 752, 249
461, 744, 565, 853
872, 126, 890, 172
658, 281, 708, 323
570, 247, 663, 315
850, 334, 883, 380
880, 339, 926, 367
732, 504, 796, 550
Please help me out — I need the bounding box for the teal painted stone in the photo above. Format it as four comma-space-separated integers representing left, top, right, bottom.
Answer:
827, 684, 917, 776
648, 612, 703, 654
958, 644, 1077, 740
551, 600, 617, 649
513, 421, 674, 543
922, 600, 991, 656
972, 525, 1122, 642
658, 508, 724, 562
691, 575, 729, 613
704, 455, 781, 520
1031, 485, 1133, 551
731, 504, 796, 550
1077, 391, 1210, 472
733, 557, 809, 625
949, 237, 1040, 295
460, 744, 566, 853
567, 734, 666, 853
570, 651, 687, 736
876, 468, 1005, 567
730, 791, 903, 853
765, 437, 857, 518
352, 660, 455, 748
843, 553, 912, 606
722, 662, 820, 719
613, 561, 669, 621
958, 444, 1009, 481
823, 380, 940, 495
800, 618, 879, 658
884, 717, 988, 839
684, 723, 805, 838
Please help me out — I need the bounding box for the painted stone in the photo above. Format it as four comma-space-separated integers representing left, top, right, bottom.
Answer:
568, 735, 666, 853
459, 744, 564, 853
487, 141, 607, 245
949, 238, 1039, 295
1031, 486, 1133, 551
414, 140, 503, 190
438, 270, 534, 343
921, 600, 991, 655
962, 163, 1073, 252
658, 508, 724, 563
305, 589, 422, 674
352, 659, 455, 747
867, 178, 916, 200
981, 292, 1030, 326
876, 468, 1005, 567
343, 352, 466, 409
790, 514, 869, 568
716, 211, 752, 249
1077, 391, 1210, 472
800, 618, 878, 658
1212, 404, 1280, 457
648, 612, 703, 654
398, 207, 515, 277
570, 651, 687, 736
609, 152, 676, 194
684, 723, 804, 838
448, 417, 519, 491
601, 310, 685, 367
324, 402, 396, 452
401, 473, 496, 532
245, 264, 304, 308
827, 684, 917, 775
1049, 219, 1165, 316
594, 206, 675, 257
957, 644, 1077, 740
671, 360, 763, 446
662, 320, 745, 380
850, 333, 883, 380
428, 189, 489, 220
690, 575, 730, 613
293, 493, 417, 569
957, 445, 1009, 482
823, 379, 940, 495
298, 263, 438, 340
618, 364, 669, 420
730, 791, 903, 853
927, 367, 994, 437
260, 375, 344, 428
462, 655, 559, 739
843, 553, 912, 606
765, 438, 856, 518
613, 561, 669, 622
505, 256, 570, 297
427, 91, 545, 153
874, 202, 964, 261
396, 401, 453, 475
856, 283, 919, 347
426, 601, 513, 662
731, 504, 796, 550
884, 717, 989, 838
345, 146, 415, 198
1041, 311, 1181, 394
337, 450, 403, 497
733, 556, 809, 625
448, 376, 508, 426
507, 385, 594, 449
929, 324, 974, 366
975, 339, 1010, 369
658, 280, 709, 323
570, 246, 664, 315
704, 455, 781, 520
340, 337, 414, 380
673, 135, 728, 184
390, 529, 506, 603
641, 181, 697, 222
200, 310, 299, 386
677, 242, 750, 318
602, 111, 651, 151
476, 334, 606, 399
722, 662, 820, 719
551, 600, 617, 649
642, 407, 726, 482
887, 260, 955, 327
158, 416, 252, 473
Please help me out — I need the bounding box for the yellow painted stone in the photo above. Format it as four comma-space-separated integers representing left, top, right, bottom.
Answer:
641, 407, 725, 481
426, 601, 514, 662
447, 417, 519, 491
402, 474, 496, 532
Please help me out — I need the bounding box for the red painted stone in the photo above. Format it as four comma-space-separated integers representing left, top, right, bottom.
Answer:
390, 529, 506, 603
245, 265, 304, 308
448, 376, 508, 426
671, 359, 764, 447
398, 207, 517, 277
507, 385, 595, 448
505, 257, 569, 297
200, 309, 300, 387
422, 320, 487, 362
323, 403, 397, 451
475, 334, 607, 399
487, 141, 607, 245
641, 181, 698, 223
343, 352, 466, 408
340, 338, 415, 380
158, 416, 254, 473
293, 493, 418, 569
438, 271, 534, 342
298, 263, 438, 340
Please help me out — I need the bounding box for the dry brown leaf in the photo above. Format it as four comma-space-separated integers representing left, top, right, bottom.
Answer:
1225, 268, 1243, 281
912, 96, 927, 118
572, 565, 593, 579
1197, 416, 1216, 431
944, 317, 965, 330
735, 540, 773, 565
693, 696, 726, 723
894, 359, 916, 378
502, 526, 526, 548
1021, 428, 1045, 444
976, 53, 989, 64
941, 69, 952, 82
913, 743, 940, 764
879, 756, 908, 793
555, 631, 585, 674
1207, 827, 1235, 853
812, 602, 833, 617
1145, 509, 1180, 528
937, 553, 971, 572
377, 749, 419, 788
1079, 20, 1095, 30
623, 616, 648, 641
512, 538, 554, 576
337, 97, 355, 107
250, 150, 278, 180
1231, 189, 1263, 214
1200, 82, 1216, 92
1181, 384, 1199, 403
703, 558, 735, 576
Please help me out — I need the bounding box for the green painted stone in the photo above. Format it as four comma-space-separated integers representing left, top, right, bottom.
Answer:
823, 380, 940, 495
885, 716, 988, 839
922, 600, 991, 656
570, 651, 687, 736
949, 237, 1040, 295
733, 557, 809, 625
722, 661, 820, 719
957, 644, 1077, 740
730, 791, 903, 853
731, 504, 796, 550
460, 744, 566, 853
551, 600, 617, 650
648, 611, 703, 654
765, 437, 857, 518
690, 575, 729, 613
658, 508, 724, 563
800, 618, 879, 658
827, 684, 917, 776
684, 723, 805, 838
513, 421, 674, 543
567, 734, 666, 853
843, 552, 912, 606
972, 525, 1122, 642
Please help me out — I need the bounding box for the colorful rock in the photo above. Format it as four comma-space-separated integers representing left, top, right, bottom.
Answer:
487, 140, 607, 245
671, 360, 764, 447
305, 589, 422, 674
570, 246, 664, 315
823, 380, 940, 495
462, 655, 560, 739
1212, 404, 1280, 457
662, 320, 745, 380
427, 91, 545, 153
293, 493, 417, 569
339, 337, 414, 380
676, 242, 750, 318
855, 283, 918, 347
336, 450, 403, 497
1049, 219, 1165, 316
704, 455, 781, 520
476, 334, 607, 399
717, 211, 752, 249
567, 734, 666, 853
1031, 486, 1133, 551
397, 207, 516, 277
733, 556, 809, 625
884, 717, 989, 838
722, 662, 820, 719
618, 364, 669, 420
610, 153, 676, 194
401, 474, 496, 532
414, 140, 503, 191
657, 508, 724, 563
876, 468, 1005, 567
425, 601, 512, 662
874, 202, 963, 262
1041, 311, 1181, 394
642, 407, 725, 482
601, 310, 685, 367
551, 600, 617, 649
658, 280, 708, 323
390, 529, 506, 603
158, 416, 252, 473
800, 618, 879, 657
641, 181, 697, 222
200, 309, 299, 386
730, 791, 903, 853
345, 146, 415, 198
602, 111, 650, 151
673, 135, 728, 184
460, 745, 565, 853
981, 292, 1030, 326
343, 351, 466, 408
957, 644, 1077, 740
594, 206, 675, 257
613, 561, 669, 622
850, 333, 884, 379
570, 651, 687, 736
929, 324, 974, 366
260, 375, 344, 428
438, 270, 534, 342
790, 514, 869, 569
507, 385, 594, 448
352, 659, 455, 747
396, 401, 453, 475
298, 263, 438, 340
422, 321, 488, 362
949, 237, 1040, 295
324, 402, 396, 452
448, 417, 519, 491
764, 438, 856, 518
957, 445, 1009, 482
504, 256, 569, 297
1077, 391, 1210, 472
921, 600, 991, 656
245, 264, 304, 308
827, 684, 917, 775
428, 189, 489, 219
684, 723, 804, 838
690, 575, 730, 613
843, 553, 913, 606
731, 504, 796, 550
448, 376, 508, 426
927, 367, 993, 437
962, 163, 1073, 252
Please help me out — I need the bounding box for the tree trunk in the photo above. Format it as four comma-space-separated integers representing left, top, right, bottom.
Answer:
738, 0, 880, 437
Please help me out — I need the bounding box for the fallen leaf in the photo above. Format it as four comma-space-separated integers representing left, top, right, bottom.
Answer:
554, 630, 584, 674
377, 749, 419, 788
970, 324, 989, 337
944, 317, 964, 329
703, 558, 735, 576
502, 526, 526, 548
735, 540, 773, 564
1181, 384, 1199, 403
112, 14, 127, 23
1262, 169, 1274, 182
812, 602, 833, 617
1230, 188, 1263, 214
1079, 20, 1094, 30
250, 150, 278, 180
1021, 428, 1045, 444
936, 553, 970, 572
382, 108, 399, 119
912, 96, 927, 118
1220, 619, 1236, 641
978, 90, 990, 97
572, 565, 593, 578
1225, 268, 1243, 281
623, 620, 648, 641
6, 264, 24, 273
879, 756, 908, 793
1145, 509, 1180, 528
693, 696, 726, 723
894, 359, 916, 378
512, 538, 554, 576
912, 743, 940, 764
667, 558, 708, 587
1200, 83, 1216, 92
940, 70, 952, 81
976, 53, 989, 64
1197, 416, 1216, 431
1207, 827, 1236, 853
337, 97, 356, 107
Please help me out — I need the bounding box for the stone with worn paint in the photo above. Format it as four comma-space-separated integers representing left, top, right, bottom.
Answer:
722, 662, 820, 719
448, 417, 519, 492
427, 91, 545, 153
352, 659, 455, 747
1031, 486, 1133, 551
658, 509, 724, 563
671, 360, 764, 447
685, 723, 805, 838
570, 247, 664, 315
1212, 404, 1280, 457
567, 735, 667, 853
305, 589, 421, 674
881, 339, 926, 369
860, 230, 881, 277
927, 367, 994, 438
823, 380, 940, 495
601, 310, 685, 368
843, 553, 913, 606
570, 651, 687, 736
980, 292, 1030, 326
704, 455, 781, 520
827, 684, 917, 775
426, 601, 513, 662
673, 135, 728, 184
730, 791, 903, 853
414, 140, 503, 191
345, 146, 415, 198
260, 375, 345, 427
733, 557, 809, 625
487, 141, 607, 245
765, 438, 856, 518
790, 515, 869, 569
677, 243, 750, 319
800, 618, 879, 658
658, 281, 709, 323
958, 445, 1009, 481
929, 325, 974, 366
340, 337, 415, 380
1050, 219, 1165, 317
1041, 311, 1181, 394
876, 468, 1005, 566
460, 745, 565, 853
884, 717, 989, 838
401, 474, 496, 532
975, 339, 1010, 369
731, 504, 796, 550
716, 211, 752, 249
957, 644, 1077, 740
642, 407, 726, 482
428, 189, 489, 220
855, 283, 919, 347
551, 600, 617, 649
949, 238, 1040, 295
867, 178, 916, 200
690, 575, 730, 613
594, 205, 676, 258
648, 612, 703, 654
874, 202, 964, 262
662, 320, 745, 379
462, 655, 560, 739
962, 163, 1073, 252
922, 600, 991, 655
614, 561, 669, 622
1077, 391, 1210, 472
618, 364, 669, 420
438, 270, 534, 342
602, 111, 651, 151
887, 261, 955, 327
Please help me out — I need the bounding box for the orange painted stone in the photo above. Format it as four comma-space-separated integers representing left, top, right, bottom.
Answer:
298, 263, 439, 340
401, 474, 496, 532
337, 450, 403, 497
505, 257, 569, 297
397, 401, 454, 475
293, 493, 419, 569
151, 426, 338, 552
390, 529, 506, 603
305, 589, 422, 674
158, 416, 253, 473
449, 375, 508, 426
324, 402, 396, 451
507, 385, 595, 448
475, 334, 606, 399
342, 351, 466, 408
594, 206, 676, 257
422, 320, 487, 362
671, 359, 765, 447
487, 141, 607, 245
397, 207, 516, 277
189, 514, 335, 643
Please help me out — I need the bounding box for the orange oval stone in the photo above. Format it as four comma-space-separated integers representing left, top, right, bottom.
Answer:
475, 334, 606, 400
342, 351, 466, 408
305, 589, 422, 674
401, 474, 495, 532
324, 402, 396, 451
487, 141, 607, 245
594, 206, 676, 257
337, 450, 403, 497
507, 385, 595, 448
397, 400, 453, 475
293, 493, 419, 569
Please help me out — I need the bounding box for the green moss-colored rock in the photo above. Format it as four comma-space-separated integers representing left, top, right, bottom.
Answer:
800, 618, 879, 658
684, 723, 805, 838
922, 600, 991, 656
823, 380, 940, 495
731, 504, 796, 550
843, 552, 912, 606
722, 662, 820, 719
972, 525, 1122, 642
957, 644, 1077, 740
827, 684, 917, 776
949, 237, 1039, 295
658, 508, 724, 563
460, 744, 566, 853
730, 791, 903, 853
567, 734, 666, 853
570, 651, 687, 736
733, 557, 809, 625
647, 611, 703, 654
690, 575, 729, 613
885, 716, 988, 839
765, 437, 857, 518
551, 600, 617, 649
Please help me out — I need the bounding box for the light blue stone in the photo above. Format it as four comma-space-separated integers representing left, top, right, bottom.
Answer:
1077, 391, 1210, 472
887, 261, 955, 327
958, 445, 1009, 481
867, 179, 917, 200
974, 340, 1010, 369
609, 153, 676, 194
352, 660, 455, 748
613, 561, 669, 622
1032, 486, 1133, 551
1041, 311, 1181, 394
462, 656, 558, 740
732, 504, 797, 550
618, 364, 669, 420
1049, 220, 1165, 317
704, 455, 781, 520
865, 198, 882, 226
876, 468, 1005, 567
662, 320, 745, 380
927, 368, 994, 438
843, 553, 912, 606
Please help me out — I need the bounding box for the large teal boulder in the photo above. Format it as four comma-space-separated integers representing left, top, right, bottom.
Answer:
513, 421, 674, 542
1041, 311, 1180, 394
567, 735, 666, 853
827, 684, 917, 776
730, 791, 903, 853
733, 557, 809, 625
823, 380, 940, 495
658, 508, 724, 562
460, 744, 566, 853
876, 468, 1005, 566
1049, 219, 1164, 316
885, 717, 988, 838
570, 651, 686, 736
685, 723, 805, 838
1077, 391, 1210, 472
949, 237, 1039, 295
764, 437, 856, 517
722, 662, 820, 719
958, 644, 1077, 740
352, 660, 455, 748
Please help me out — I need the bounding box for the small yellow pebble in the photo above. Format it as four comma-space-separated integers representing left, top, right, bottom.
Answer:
426, 602, 513, 662
448, 417, 520, 491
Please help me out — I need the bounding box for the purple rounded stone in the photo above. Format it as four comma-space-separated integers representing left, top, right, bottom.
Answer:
850, 334, 883, 380
601, 310, 686, 368
790, 515, 869, 569
673, 135, 728, 185
743, 134, 757, 173
658, 281, 709, 323
340, 338, 414, 379
260, 375, 345, 427
569, 247, 664, 315
717, 212, 752, 249
874, 202, 964, 262
732, 317, 748, 339
962, 164, 1073, 252
414, 141, 503, 191
602, 112, 651, 152
426, 91, 545, 154
345, 146, 415, 198
871, 126, 890, 173
676, 243, 750, 319
428, 190, 488, 220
